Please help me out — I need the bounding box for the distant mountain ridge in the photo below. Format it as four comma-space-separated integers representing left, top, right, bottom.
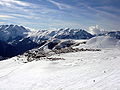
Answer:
0, 25, 38, 59
29, 28, 94, 42
0, 24, 120, 59
0, 24, 29, 42
107, 31, 120, 39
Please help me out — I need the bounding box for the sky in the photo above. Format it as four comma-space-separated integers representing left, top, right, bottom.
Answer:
0, 0, 120, 31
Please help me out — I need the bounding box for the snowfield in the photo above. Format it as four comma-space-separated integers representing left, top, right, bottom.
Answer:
75, 36, 120, 49
0, 48, 120, 90
0, 24, 120, 90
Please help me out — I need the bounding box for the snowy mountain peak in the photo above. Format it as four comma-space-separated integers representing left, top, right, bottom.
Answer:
29, 28, 93, 42
0, 24, 30, 42
0, 24, 29, 32
54, 28, 93, 39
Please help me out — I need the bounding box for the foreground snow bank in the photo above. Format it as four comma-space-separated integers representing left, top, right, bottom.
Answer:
0, 48, 120, 90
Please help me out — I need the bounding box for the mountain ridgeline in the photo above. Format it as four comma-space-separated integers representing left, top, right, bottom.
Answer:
0, 24, 120, 59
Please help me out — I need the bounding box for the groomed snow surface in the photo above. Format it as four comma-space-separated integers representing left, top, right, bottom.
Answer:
0, 48, 120, 90
0, 36, 120, 90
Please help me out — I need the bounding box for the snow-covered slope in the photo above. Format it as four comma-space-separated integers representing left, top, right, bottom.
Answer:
87, 36, 119, 48
0, 48, 120, 90
76, 36, 120, 49
0, 24, 29, 42
0, 25, 120, 90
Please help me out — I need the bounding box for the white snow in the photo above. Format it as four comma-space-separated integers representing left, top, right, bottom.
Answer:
75, 36, 120, 49
0, 25, 29, 42
88, 25, 105, 35
0, 48, 120, 90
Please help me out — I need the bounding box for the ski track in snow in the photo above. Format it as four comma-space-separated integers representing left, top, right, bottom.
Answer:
0, 48, 120, 90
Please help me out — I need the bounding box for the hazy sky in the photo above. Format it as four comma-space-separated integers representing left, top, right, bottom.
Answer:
0, 0, 120, 30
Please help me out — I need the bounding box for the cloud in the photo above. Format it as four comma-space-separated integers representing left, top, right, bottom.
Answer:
47, 0, 73, 10
88, 25, 102, 35
0, 0, 34, 16
45, 19, 84, 29
47, 28, 58, 31
0, 15, 14, 18
0, 0, 119, 30
96, 6, 120, 12
76, 2, 120, 22
0, 22, 5, 24
0, 0, 30, 7
10, 14, 33, 19
0, 0, 63, 19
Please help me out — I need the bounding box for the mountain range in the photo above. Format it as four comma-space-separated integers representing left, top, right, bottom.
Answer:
0, 24, 120, 59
